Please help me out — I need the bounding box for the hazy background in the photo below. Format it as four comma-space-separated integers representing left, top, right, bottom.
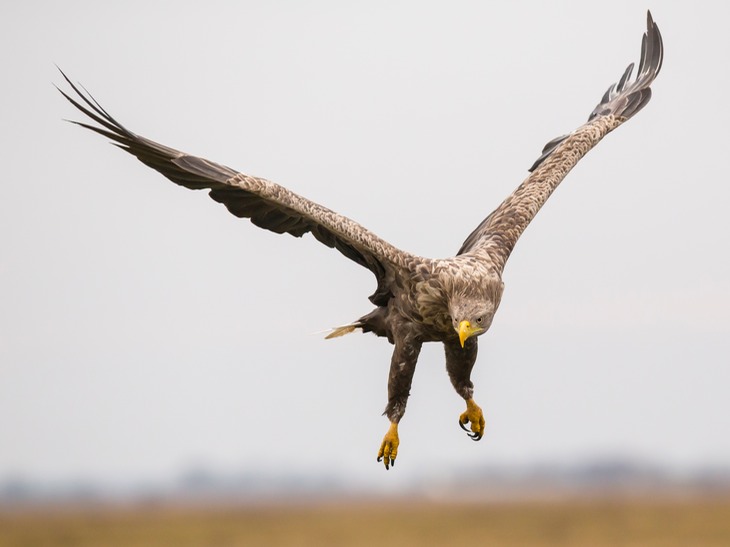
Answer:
1, 1, 728, 493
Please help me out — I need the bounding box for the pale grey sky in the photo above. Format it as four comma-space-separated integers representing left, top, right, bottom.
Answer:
1, 2, 729, 487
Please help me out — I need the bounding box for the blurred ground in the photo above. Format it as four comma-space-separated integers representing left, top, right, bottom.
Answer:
2, 496, 729, 547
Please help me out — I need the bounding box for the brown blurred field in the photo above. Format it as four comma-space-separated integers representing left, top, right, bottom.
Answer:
2, 497, 730, 547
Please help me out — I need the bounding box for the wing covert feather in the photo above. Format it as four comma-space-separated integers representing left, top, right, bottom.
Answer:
57, 71, 410, 305
458, 12, 662, 273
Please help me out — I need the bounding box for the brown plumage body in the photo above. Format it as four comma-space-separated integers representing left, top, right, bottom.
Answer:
57, 12, 663, 469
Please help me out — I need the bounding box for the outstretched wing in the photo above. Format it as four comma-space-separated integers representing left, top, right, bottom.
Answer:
458, 11, 663, 273
57, 71, 412, 305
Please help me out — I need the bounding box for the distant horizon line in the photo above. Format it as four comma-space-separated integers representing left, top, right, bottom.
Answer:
3, 456, 729, 507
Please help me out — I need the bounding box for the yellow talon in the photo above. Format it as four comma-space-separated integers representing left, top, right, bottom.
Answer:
459, 398, 485, 441
377, 422, 399, 470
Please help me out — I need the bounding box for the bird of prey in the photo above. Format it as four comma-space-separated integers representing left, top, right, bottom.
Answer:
58, 12, 662, 470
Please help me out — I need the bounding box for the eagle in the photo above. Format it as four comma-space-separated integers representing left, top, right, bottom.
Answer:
58, 12, 662, 470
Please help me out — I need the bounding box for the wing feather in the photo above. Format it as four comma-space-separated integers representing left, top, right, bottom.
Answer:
458, 11, 663, 273
57, 70, 410, 305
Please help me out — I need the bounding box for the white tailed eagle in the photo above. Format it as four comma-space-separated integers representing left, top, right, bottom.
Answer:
58, 12, 662, 469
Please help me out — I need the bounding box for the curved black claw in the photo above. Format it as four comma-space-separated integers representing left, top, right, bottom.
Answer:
377, 455, 394, 470
460, 418, 483, 440
459, 399, 485, 441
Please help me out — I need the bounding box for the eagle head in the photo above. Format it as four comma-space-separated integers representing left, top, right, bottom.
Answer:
448, 279, 504, 348
450, 300, 496, 348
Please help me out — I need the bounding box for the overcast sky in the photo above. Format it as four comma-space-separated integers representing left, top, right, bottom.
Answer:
1, 2, 729, 488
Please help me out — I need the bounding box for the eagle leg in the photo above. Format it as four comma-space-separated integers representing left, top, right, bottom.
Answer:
459, 398, 485, 441
444, 338, 485, 440
378, 328, 422, 469
377, 422, 399, 470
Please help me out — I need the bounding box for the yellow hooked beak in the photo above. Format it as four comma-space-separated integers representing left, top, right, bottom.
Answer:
458, 320, 483, 348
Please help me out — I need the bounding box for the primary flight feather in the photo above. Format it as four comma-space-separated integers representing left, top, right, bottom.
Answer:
58, 12, 663, 470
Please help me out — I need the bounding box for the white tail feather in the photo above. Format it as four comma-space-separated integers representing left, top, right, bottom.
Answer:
324, 324, 361, 339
